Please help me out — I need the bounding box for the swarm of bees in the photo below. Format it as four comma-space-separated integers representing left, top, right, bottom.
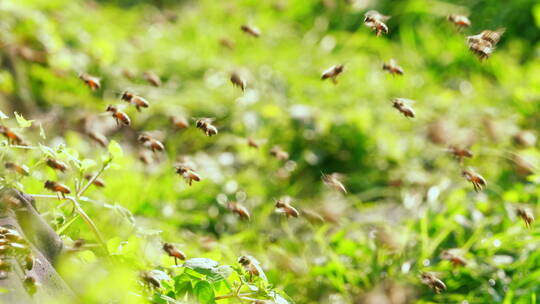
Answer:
121, 91, 149, 112
5, 162, 29, 176
143, 71, 162, 87
0, 225, 36, 291
0, 125, 26, 145
420, 272, 447, 294
321, 64, 344, 84
321, 173, 347, 194
448, 145, 473, 162
392, 98, 416, 118
467, 28, 505, 60
462, 168, 487, 192
195, 118, 218, 136
85, 174, 106, 188
170, 115, 189, 129
175, 164, 201, 186
230, 71, 247, 91
382, 59, 404, 76
238, 255, 267, 281
162, 243, 186, 265
364, 10, 390, 36
269, 146, 289, 161
106, 105, 131, 126
448, 15, 471, 29
79, 73, 101, 91
274, 197, 299, 218
46, 158, 68, 172
517, 208, 534, 228
440, 249, 468, 267
44, 180, 72, 198
227, 201, 251, 221
87, 131, 109, 147
138, 134, 165, 153
240, 24, 261, 38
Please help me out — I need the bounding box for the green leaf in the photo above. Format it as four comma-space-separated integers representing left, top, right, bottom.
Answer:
194, 281, 215, 304
174, 274, 192, 297
207, 265, 232, 283
185, 258, 219, 273
107, 140, 123, 159
80, 159, 96, 172
14, 112, 33, 128
38, 123, 46, 139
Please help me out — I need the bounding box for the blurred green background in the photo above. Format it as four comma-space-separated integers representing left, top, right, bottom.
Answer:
1, 0, 540, 303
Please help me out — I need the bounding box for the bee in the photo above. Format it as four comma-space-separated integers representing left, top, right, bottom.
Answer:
44, 180, 71, 198
448, 15, 471, 28
440, 249, 468, 267
227, 201, 251, 221
238, 255, 267, 281
175, 164, 201, 186
140, 271, 161, 289
275, 197, 299, 218
513, 130, 537, 148
143, 71, 162, 87
467, 28, 505, 61
138, 134, 165, 153
79, 73, 101, 91
139, 150, 154, 165
219, 38, 235, 49
462, 168, 487, 192
195, 118, 218, 137
321, 173, 347, 194
106, 105, 131, 126
46, 158, 68, 172
382, 59, 404, 76
420, 272, 447, 294
23, 275, 39, 296
170, 115, 189, 129
24, 254, 34, 271
247, 138, 259, 149
4, 162, 29, 176
448, 145, 473, 161
122, 68, 135, 80
269, 146, 289, 161
162, 243, 186, 265
0, 125, 25, 145
230, 71, 247, 91
321, 64, 344, 84
240, 24, 261, 38
392, 98, 416, 118
87, 130, 109, 148
301, 208, 325, 224
364, 10, 390, 36
121, 91, 149, 112
85, 174, 106, 187
517, 208, 534, 228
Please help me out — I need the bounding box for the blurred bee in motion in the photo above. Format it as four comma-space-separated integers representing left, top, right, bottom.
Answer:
4, 162, 29, 176
79, 73, 101, 91
170, 115, 189, 129
87, 130, 109, 148
162, 243, 186, 265
121, 91, 149, 112
238, 255, 267, 281
269, 145, 289, 161
139, 150, 154, 165
247, 138, 260, 149
364, 10, 390, 36
230, 71, 247, 91
517, 207, 534, 228
321, 64, 344, 84
275, 197, 299, 218
382, 59, 404, 76
440, 249, 468, 267
106, 105, 131, 126
138, 134, 165, 153
44, 180, 71, 198
46, 158, 68, 172
448, 14, 471, 29
219, 38, 235, 49
175, 164, 201, 186
140, 271, 161, 289
321, 173, 347, 194
143, 71, 162, 87
122, 68, 135, 80
85, 174, 106, 188
462, 168, 487, 192
0, 125, 26, 145
420, 272, 446, 294
240, 24, 261, 38
195, 118, 218, 136
392, 98, 416, 118
448, 145, 473, 162
227, 201, 251, 221
301, 208, 325, 225
513, 130, 537, 148
467, 28, 505, 61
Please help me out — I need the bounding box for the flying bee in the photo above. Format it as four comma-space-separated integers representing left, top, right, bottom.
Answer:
275, 197, 299, 218
513, 130, 537, 148
467, 28, 505, 61
140, 271, 161, 289
139, 150, 154, 165
448, 145, 473, 161
143, 71, 162, 87
230, 71, 247, 91
420, 272, 446, 294
392, 98, 416, 118
87, 130, 109, 148
85, 174, 106, 188
462, 168, 487, 192
138, 134, 165, 153
247, 138, 259, 149
440, 249, 468, 267
227, 201, 251, 221
238, 255, 267, 281
448, 14, 471, 28
240, 24, 261, 37
269, 146, 289, 161
175, 164, 201, 186
517, 208, 534, 228
301, 208, 325, 224
0, 125, 25, 145
106, 105, 131, 126
121, 91, 149, 112
321, 173, 347, 194
382, 59, 404, 76
364, 10, 390, 36
321, 64, 344, 84
46, 158, 68, 172
162, 243, 186, 265
4, 162, 29, 176
219, 38, 235, 49
44, 180, 71, 198
195, 118, 218, 136
170, 115, 189, 129
79, 73, 101, 91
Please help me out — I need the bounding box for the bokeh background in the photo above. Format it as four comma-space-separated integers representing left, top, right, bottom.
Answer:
1, 0, 540, 303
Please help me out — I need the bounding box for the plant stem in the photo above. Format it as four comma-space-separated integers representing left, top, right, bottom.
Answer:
77, 163, 109, 197
215, 292, 258, 301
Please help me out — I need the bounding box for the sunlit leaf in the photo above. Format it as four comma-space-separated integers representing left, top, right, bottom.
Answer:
14, 112, 33, 128
194, 281, 215, 304
108, 140, 123, 159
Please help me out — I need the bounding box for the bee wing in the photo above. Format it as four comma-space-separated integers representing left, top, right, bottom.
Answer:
248, 256, 267, 281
